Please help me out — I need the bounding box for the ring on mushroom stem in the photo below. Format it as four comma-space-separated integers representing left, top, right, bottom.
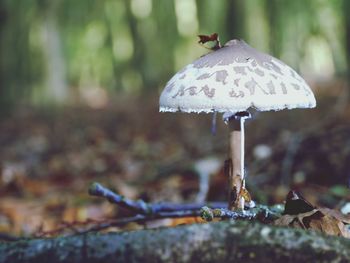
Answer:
159, 36, 316, 211
223, 111, 251, 123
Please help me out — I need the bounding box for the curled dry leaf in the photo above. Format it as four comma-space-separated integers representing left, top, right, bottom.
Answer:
240, 187, 252, 203
275, 191, 350, 238
197, 33, 221, 50
319, 207, 350, 224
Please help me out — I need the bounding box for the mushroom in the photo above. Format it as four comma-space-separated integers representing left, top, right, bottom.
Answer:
159, 38, 316, 210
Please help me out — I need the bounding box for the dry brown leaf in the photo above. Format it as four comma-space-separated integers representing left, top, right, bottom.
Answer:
240, 187, 252, 203
319, 207, 350, 224
307, 213, 350, 238
275, 191, 350, 238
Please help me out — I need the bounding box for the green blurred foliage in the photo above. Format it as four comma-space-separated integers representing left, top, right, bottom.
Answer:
0, 0, 349, 111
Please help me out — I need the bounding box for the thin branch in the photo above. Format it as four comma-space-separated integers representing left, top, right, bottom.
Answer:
36, 183, 229, 238
200, 205, 281, 223
35, 184, 282, 238
35, 205, 282, 238
36, 211, 202, 237
84, 210, 201, 233
0, 232, 20, 242
89, 182, 226, 215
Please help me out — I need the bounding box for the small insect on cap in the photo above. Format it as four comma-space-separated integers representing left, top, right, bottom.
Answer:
159, 39, 316, 114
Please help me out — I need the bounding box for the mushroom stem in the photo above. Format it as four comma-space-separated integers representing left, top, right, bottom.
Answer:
227, 111, 251, 210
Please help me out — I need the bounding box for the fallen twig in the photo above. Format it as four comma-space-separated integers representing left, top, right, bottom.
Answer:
83, 210, 201, 233
36, 211, 202, 237
36, 183, 281, 238
200, 205, 282, 223
89, 182, 226, 215
0, 232, 20, 242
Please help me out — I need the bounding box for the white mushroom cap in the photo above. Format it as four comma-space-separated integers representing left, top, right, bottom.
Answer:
159, 39, 316, 114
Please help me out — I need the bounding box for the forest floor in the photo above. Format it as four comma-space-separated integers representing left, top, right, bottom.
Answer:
1, 86, 350, 238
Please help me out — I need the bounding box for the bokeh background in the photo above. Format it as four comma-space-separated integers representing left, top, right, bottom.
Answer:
1, 0, 350, 236
2, 0, 349, 107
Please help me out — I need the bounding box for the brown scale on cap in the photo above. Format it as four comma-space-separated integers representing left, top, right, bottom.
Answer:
196, 70, 229, 85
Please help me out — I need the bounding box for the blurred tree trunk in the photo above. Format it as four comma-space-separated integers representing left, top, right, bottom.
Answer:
0, 1, 34, 115
123, 0, 146, 88
225, 0, 245, 40
103, 9, 120, 90
152, 1, 178, 83
0, 1, 8, 112
196, 0, 228, 39
265, 0, 282, 57
344, 0, 350, 81
40, 0, 68, 103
